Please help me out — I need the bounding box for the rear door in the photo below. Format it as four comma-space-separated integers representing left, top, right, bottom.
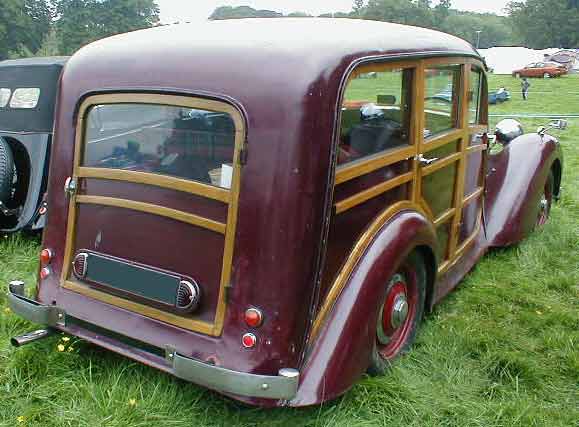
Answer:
418, 60, 485, 273
61, 94, 244, 336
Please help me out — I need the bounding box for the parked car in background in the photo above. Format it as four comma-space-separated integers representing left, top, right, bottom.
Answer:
488, 87, 511, 104
512, 62, 567, 78
0, 57, 68, 233
7, 19, 564, 407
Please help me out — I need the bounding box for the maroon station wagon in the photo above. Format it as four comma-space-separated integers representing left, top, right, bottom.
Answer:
8, 19, 564, 407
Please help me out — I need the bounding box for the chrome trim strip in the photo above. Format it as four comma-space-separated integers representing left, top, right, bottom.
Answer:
165, 346, 299, 400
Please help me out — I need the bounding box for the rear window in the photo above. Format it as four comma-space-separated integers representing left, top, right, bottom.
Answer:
83, 103, 236, 189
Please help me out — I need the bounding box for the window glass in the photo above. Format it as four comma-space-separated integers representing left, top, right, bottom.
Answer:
338, 68, 412, 165
84, 103, 236, 189
0, 88, 11, 108
424, 66, 461, 136
468, 70, 482, 124
10, 88, 40, 109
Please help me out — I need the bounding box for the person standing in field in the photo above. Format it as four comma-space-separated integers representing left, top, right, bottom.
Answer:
521, 77, 531, 100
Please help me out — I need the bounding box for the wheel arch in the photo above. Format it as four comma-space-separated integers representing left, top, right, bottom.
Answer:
484, 133, 563, 247
416, 244, 437, 312
291, 202, 438, 406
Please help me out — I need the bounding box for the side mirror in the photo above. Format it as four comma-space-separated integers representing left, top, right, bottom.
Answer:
550, 119, 568, 130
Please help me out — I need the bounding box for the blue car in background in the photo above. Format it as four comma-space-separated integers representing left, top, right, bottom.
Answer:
488, 87, 511, 104
428, 84, 510, 105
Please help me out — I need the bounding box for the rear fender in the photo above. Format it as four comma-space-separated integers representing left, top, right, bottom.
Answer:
485, 133, 563, 247
291, 202, 437, 406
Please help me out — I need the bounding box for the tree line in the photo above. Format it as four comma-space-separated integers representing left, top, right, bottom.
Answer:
1, 0, 159, 60
210, 1, 579, 49
1, 0, 578, 61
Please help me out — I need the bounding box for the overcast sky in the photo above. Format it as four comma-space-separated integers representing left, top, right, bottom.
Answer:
157, 0, 510, 23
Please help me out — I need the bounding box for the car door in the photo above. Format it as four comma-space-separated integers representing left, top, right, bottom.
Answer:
60, 93, 244, 337
418, 60, 484, 273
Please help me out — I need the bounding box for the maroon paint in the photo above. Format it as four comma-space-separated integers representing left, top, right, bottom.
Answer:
484, 134, 562, 247
293, 210, 438, 405
27, 19, 562, 407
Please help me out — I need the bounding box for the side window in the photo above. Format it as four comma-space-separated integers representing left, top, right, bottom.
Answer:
338, 67, 413, 165
468, 69, 482, 124
424, 65, 461, 137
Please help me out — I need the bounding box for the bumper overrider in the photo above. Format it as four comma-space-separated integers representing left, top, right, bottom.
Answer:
7, 281, 300, 400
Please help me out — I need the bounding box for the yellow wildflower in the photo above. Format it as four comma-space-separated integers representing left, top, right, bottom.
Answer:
17, 415, 25, 423
3, 307, 10, 314
128, 398, 137, 407
61, 337, 70, 342
67, 347, 74, 352
57, 344, 65, 352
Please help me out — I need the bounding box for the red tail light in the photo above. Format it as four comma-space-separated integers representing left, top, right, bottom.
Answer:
40, 267, 51, 280
244, 308, 263, 328
40, 249, 52, 266
242, 333, 257, 348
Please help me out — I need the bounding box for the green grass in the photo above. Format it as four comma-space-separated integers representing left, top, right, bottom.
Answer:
1, 75, 578, 427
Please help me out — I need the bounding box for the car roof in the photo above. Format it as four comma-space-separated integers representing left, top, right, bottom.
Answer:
0, 56, 69, 68
64, 19, 481, 109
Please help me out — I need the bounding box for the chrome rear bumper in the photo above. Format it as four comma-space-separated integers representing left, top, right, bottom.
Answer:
7, 281, 299, 400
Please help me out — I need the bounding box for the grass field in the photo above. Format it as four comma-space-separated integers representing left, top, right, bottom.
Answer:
0, 75, 578, 427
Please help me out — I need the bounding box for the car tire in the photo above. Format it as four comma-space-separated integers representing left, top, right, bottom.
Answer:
0, 137, 15, 204
536, 170, 554, 227
367, 250, 427, 376
543, 72, 550, 79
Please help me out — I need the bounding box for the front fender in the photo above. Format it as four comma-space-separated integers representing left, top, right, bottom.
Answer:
291, 205, 437, 406
485, 133, 563, 247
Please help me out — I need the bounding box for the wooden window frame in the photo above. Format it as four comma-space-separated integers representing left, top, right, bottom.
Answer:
61, 93, 245, 336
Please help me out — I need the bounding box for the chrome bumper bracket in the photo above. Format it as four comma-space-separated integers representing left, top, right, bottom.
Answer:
165, 346, 299, 400
7, 282, 66, 327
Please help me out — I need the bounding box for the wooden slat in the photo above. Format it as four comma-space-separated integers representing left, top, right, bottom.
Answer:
421, 151, 461, 176
463, 187, 484, 207
63, 280, 215, 335
335, 145, 415, 185
423, 128, 465, 151
335, 172, 413, 214
76, 195, 227, 234
78, 167, 230, 203
467, 144, 487, 154
434, 208, 455, 227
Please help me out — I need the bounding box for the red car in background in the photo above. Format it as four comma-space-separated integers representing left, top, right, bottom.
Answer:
512, 62, 567, 78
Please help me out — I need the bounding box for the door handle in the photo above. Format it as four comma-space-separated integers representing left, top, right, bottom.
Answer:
64, 177, 77, 198
416, 154, 439, 166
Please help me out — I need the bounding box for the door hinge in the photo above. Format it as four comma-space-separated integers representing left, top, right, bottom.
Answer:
224, 283, 233, 303
239, 146, 248, 165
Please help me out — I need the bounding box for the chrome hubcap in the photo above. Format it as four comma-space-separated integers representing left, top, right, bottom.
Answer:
391, 295, 409, 329
377, 274, 409, 345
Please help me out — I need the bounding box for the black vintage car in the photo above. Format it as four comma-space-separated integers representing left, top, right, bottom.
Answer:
0, 57, 68, 233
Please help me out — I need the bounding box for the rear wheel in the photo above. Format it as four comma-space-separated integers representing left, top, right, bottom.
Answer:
0, 137, 14, 204
536, 171, 554, 227
367, 251, 427, 376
